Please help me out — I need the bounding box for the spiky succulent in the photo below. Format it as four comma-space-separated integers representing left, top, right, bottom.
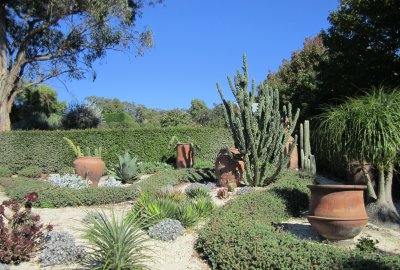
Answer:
111, 151, 139, 183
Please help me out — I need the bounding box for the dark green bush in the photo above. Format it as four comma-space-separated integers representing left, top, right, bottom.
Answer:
17, 166, 42, 178
0, 128, 232, 173
0, 166, 12, 177
197, 171, 400, 270
59, 167, 75, 175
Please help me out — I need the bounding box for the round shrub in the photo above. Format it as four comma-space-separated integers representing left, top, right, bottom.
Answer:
39, 231, 85, 267
0, 166, 12, 177
62, 103, 102, 129
196, 173, 400, 270
17, 166, 42, 178
148, 218, 185, 241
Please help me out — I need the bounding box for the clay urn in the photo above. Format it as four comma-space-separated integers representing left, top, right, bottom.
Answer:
284, 135, 299, 170
215, 148, 245, 187
73, 156, 105, 187
176, 143, 194, 169
307, 184, 368, 240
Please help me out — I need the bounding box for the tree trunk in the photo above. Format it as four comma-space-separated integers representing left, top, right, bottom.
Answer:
366, 163, 400, 229
0, 98, 10, 131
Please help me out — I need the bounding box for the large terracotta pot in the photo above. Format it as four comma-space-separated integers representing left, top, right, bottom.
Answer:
176, 143, 194, 169
284, 136, 298, 170
73, 157, 105, 187
215, 148, 245, 187
307, 184, 368, 240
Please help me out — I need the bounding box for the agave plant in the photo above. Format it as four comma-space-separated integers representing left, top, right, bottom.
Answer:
82, 210, 152, 270
111, 151, 139, 183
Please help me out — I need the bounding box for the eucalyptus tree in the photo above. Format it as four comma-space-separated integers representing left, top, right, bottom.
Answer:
316, 89, 400, 228
0, 0, 160, 131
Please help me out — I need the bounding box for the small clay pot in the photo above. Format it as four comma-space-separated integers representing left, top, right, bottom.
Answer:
215, 148, 244, 187
307, 184, 368, 240
73, 156, 105, 187
176, 143, 194, 169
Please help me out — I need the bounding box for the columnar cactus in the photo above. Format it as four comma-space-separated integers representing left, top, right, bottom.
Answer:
217, 54, 299, 186
299, 120, 316, 176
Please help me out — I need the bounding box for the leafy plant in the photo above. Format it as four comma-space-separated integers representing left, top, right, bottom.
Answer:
48, 174, 90, 189
137, 161, 172, 174
0, 192, 53, 265
0, 166, 12, 177
191, 196, 215, 217
17, 165, 42, 178
194, 159, 214, 169
83, 210, 152, 270
217, 54, 299, 186
176, 202, 200, 228
110, 151, 139, 183
356, 237, 377, 253
63, 137, 102, 158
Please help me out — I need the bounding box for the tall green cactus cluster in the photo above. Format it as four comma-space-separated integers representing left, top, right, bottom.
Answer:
217, 55, 299, 186
299, 120, 316, 176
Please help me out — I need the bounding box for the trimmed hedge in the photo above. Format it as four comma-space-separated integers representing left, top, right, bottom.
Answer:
0, 128, 232, 173
197, 171, 400, 270
0, 168, 215, 207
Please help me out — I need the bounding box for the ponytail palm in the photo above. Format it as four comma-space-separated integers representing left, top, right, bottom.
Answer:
316, 88, 400, 227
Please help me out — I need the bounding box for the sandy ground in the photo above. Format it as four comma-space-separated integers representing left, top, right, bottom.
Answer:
1, 175, 399, 269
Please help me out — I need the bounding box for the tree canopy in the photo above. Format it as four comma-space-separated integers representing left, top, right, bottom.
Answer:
0, 0, 159, 131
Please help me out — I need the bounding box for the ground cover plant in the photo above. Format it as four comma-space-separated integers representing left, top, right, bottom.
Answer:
196, 171, 400, 269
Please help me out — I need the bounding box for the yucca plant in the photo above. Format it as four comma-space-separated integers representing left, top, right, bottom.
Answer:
176, 202, 200, 228
315, 88, 400, 227
111, 151, 139, 183
82, 210, 152, 270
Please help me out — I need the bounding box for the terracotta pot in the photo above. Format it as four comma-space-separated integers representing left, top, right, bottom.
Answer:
215, 148, 244, 187
176, 143, 194, 169
284, 136, 298, 170
307, 184, 368, 240
73, 156, 105, 187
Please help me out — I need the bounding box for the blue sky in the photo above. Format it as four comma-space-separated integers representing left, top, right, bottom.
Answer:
50, 1, 338, 110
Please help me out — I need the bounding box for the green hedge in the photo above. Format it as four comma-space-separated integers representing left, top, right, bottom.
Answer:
0, 128, 232, 173
197, 171, 400, 270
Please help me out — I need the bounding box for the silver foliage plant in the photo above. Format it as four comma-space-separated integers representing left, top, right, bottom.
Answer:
148, 218, 185, 241
98, 176, 123, 187
48, 174, 89, 189
39, 231, 86, 267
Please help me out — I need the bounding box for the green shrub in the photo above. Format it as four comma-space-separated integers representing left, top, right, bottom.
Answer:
175, 202, 200, 228
0, 178, 137, 207
194, 159, 214, 169
0, 128, 232, 173
137, 161, 172, 174
185, 186, 210, 199
0, 166, 12, 177
18, 166, 42, 178
196, 172, 400, 269
83, 210, 152, 270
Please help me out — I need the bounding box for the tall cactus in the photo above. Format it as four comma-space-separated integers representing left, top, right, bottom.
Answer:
299, 120, 316, 176
217, 54, 299, 186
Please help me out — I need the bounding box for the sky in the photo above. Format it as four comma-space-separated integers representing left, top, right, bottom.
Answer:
49, 0, 339, 110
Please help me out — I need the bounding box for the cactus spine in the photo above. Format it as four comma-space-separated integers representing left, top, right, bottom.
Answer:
217, 54, 299, 186
299, 120, 316, 176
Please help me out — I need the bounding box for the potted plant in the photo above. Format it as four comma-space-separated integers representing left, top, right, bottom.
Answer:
169, 136, 200, 169
214, 148, 244, 187
314, 88, 400, 233
63, 137, 105, 187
